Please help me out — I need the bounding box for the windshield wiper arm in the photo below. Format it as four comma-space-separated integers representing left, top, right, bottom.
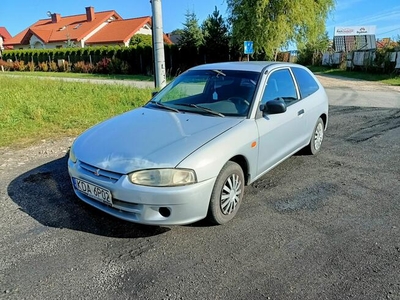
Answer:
175, 103, 225, 117
149, 101, 180, 113
212, 69, 226, 77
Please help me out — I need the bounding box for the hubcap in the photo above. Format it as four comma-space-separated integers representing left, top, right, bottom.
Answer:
314, 123, 324, 150
220, 174, 242, 215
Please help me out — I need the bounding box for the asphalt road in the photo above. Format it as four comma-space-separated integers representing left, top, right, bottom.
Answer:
1, 81, 399, 300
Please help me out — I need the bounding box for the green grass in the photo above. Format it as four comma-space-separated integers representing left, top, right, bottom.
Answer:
1, 71, 153, 81
0, 76, 152, 148
309, 66, 400, 86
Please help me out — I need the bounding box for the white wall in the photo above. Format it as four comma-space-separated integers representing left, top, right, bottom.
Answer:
136, 24, 152, 35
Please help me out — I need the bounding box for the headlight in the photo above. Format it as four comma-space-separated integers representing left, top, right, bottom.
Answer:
69, 144, 77, 163
128, 169, 197, 187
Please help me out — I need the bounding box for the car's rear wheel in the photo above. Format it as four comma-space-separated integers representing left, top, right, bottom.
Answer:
305, 117, 324, 155
207, 161, 244, 225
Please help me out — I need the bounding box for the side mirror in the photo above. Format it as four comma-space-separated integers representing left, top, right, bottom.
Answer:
151, 91, 158, 97
263, 98, 287, 114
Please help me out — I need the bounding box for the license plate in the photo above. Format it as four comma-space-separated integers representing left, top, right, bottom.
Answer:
73, 178, 113, 206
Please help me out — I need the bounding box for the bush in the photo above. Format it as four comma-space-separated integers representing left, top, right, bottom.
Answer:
27, 61, 36, 72
58, 61, 70, 72
107, 58, 130, 74
120, 61, 130, 74
39, 62, 49, 72
1, 44, 193, 75
13, 60, 26, 71
95, 57, 111, 74
49, 61, 58, 72
73, 61, 95, 73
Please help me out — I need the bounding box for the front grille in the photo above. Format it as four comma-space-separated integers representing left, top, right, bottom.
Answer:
79, 161, 122, 183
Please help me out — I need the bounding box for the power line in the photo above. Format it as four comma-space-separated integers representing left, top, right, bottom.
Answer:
378, 27, 400, 36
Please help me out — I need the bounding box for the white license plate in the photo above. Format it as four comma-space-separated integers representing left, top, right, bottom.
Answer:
73, 178, 113, 206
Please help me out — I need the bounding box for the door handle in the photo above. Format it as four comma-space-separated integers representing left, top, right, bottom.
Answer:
298, 109, 305, 116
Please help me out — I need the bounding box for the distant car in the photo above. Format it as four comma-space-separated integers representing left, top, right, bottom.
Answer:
68, 61, 328, 225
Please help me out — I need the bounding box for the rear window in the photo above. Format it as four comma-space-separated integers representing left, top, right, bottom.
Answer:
291, 67, 319, 98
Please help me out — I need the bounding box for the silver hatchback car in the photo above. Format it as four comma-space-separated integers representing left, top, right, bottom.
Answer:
68, 62, 328, 225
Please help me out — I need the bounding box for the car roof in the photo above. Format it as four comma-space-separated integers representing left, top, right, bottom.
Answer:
189, 61, 301, 73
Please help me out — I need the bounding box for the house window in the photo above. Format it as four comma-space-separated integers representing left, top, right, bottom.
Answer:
56, 45, 63, 49
33, 41, 43, 49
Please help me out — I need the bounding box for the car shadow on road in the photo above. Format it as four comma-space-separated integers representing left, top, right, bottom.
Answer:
7, 155, 170, 238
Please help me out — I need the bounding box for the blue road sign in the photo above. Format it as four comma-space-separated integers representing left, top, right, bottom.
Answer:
244, 41, 254, 54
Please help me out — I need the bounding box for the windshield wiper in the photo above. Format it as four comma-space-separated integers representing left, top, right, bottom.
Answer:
175, 103, 225, 117
212, 70, 226, 77
149, 101, 180, 113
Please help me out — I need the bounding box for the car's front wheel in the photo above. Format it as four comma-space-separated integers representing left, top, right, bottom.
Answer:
305, 117, 325, 155
207, 161, 244, 225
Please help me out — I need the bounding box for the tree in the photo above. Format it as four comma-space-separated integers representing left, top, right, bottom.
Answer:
202, 6, 230, 62
130, 34, 153, 48
297, 31, 330, 66
178, 10, 204, 49
227, 0, 335, 60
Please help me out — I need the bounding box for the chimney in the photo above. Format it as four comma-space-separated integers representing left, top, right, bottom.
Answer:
86, 7, 95, 22
51, 13, 61, 23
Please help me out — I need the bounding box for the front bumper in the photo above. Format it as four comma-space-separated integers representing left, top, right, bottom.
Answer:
68, 159, 216, 225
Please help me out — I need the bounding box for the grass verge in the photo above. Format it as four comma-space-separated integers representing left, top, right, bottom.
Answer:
0, 76, 152, 148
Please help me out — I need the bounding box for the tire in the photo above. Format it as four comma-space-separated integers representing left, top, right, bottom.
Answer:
305, 117, 324, 155
207, 161, 245, 225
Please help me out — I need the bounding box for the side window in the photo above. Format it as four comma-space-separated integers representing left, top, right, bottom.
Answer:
261, 69, 297, 105
291, 67, 319, 99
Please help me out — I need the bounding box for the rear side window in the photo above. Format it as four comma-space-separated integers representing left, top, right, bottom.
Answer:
291, 67, 319, 99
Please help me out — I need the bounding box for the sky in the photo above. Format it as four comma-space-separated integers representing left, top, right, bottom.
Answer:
1, 0, 399, 41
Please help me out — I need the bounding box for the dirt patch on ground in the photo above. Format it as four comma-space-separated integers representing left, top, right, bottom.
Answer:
0, 138, 75, 172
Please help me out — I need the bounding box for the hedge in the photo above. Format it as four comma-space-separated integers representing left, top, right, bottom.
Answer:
1, 45, 225, 75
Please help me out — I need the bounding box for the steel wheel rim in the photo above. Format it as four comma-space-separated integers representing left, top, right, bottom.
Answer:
220, 173, 242, 215
314, 122, 324, 150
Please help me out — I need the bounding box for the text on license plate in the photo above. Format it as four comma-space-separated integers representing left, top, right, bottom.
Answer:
73, 178, 113, 206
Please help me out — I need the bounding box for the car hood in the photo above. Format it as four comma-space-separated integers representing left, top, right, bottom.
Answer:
74, 107, 243, 174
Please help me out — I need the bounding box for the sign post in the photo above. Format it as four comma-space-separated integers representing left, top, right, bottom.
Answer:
244, 41, 254, 61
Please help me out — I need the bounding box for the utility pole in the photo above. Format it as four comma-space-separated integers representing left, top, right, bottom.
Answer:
150, 0, 167, 89
0, 36, 4, 72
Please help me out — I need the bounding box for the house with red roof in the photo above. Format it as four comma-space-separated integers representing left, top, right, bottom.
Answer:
4, 7, 172, 49
0, 27, 13, 50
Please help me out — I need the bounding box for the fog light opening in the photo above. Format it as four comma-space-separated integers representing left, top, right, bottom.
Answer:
159, 207, 171, 218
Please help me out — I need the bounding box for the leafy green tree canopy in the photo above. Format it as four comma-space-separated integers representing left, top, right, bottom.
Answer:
202, 6, 230, 62
227, 0, 335, 59
178, 10, 204, 49
129, 34, 153, 48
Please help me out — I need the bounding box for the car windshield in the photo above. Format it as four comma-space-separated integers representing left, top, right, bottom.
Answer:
148, 69, 260, 117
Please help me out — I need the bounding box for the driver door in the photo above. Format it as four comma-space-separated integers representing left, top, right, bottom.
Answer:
255, 68, 307, 175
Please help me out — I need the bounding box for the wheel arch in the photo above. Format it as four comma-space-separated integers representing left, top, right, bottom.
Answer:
320, 113, 328, 130
229, 155, 250, 185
